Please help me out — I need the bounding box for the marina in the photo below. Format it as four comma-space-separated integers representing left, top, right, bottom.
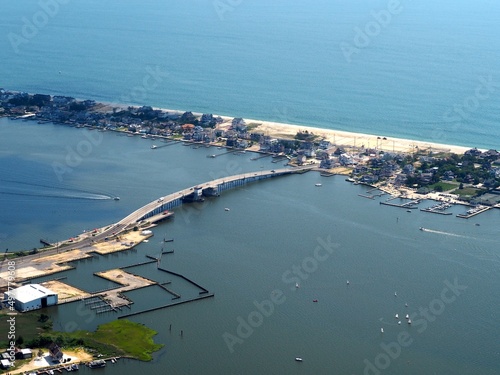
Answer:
456, 205, 492, 219
420, 202, 454, 215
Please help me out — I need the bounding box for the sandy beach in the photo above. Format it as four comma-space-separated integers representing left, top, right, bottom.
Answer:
144, 104, 473, 155
219, 116, 472, 155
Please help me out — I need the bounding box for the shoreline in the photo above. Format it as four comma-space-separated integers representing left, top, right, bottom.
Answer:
136, 103, 474, 155
68, 97, 475, 155
1, 89, 480, 155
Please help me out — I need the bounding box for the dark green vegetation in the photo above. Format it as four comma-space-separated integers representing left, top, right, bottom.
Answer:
394, 150, 500, 195
0, 310, 162, 361
0, 311, 53, 348
428, 181, 457, 192
27, 320, 162, 361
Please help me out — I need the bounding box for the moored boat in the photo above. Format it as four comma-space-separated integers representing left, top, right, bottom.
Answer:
88, 359, 106, 368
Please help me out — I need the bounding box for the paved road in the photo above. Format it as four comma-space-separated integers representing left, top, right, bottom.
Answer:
0, 167, 310, 285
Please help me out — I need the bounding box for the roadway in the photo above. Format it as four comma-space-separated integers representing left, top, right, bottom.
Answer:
0, 167, 310, 282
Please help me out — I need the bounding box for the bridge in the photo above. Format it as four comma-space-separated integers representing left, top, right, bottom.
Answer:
116, 167, 309, 227
46, 167, 311, 252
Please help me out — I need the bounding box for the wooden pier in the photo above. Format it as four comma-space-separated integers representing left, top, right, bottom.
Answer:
380, 200, 419, 209
358, 194, 374, 199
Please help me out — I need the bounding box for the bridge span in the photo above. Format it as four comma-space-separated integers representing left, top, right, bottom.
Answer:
50, 167, 312, 250
116, 167, 310, 228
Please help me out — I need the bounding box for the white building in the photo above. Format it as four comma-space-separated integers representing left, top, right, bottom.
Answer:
4, 284, 58, 312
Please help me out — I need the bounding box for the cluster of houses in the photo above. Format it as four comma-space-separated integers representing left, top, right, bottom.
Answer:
0, 343, 65, 370
2, 89, 500, 201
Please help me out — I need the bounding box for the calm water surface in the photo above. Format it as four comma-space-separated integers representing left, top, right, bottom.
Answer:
0, 119, 499, 374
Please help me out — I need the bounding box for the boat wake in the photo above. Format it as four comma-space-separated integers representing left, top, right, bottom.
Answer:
420, 227, 467, 238
0, 179, 115, 200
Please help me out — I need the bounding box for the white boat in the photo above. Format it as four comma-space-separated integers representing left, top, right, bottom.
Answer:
295, 282, 299, 288
395, 314, 399, 319
113, 196, 120, 201
315, 183, 322, 187
408, 319, 412, 324
151, 145, 157, 149
224, 208, 230, 211
295, 357, 303, 362
88, 359, 106, 368
405, 314, 410, 319
380, 328, 384, 333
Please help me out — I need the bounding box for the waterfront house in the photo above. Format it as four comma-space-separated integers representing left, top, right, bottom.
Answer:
53, 95, 75, 105
319, 140, 331, 149
48, 343, 63, 362
15, 348, 33, 360
297, 154, 307, 165
465, 148, 482, 157
231, 117, 246, 131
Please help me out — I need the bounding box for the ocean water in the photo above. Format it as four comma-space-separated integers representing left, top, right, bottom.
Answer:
1, 0, 500, 149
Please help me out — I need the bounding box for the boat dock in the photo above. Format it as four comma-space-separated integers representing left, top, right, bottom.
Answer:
358, 194, 374, 199
456, 205, 491, 219
380, 199, 420, 209
420, 202, 453, 215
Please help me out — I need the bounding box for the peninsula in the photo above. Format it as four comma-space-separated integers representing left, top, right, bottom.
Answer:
1, 89, 500, 206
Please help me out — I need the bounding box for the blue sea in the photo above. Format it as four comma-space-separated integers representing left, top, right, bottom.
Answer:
1, 2, 500, 375
1, 0, 500, 149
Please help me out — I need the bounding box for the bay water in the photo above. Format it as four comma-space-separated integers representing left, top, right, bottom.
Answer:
0, 119, 499, 374
1, 1, 500, 373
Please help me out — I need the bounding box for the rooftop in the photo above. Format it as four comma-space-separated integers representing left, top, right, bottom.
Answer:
5, 284, 56, 303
